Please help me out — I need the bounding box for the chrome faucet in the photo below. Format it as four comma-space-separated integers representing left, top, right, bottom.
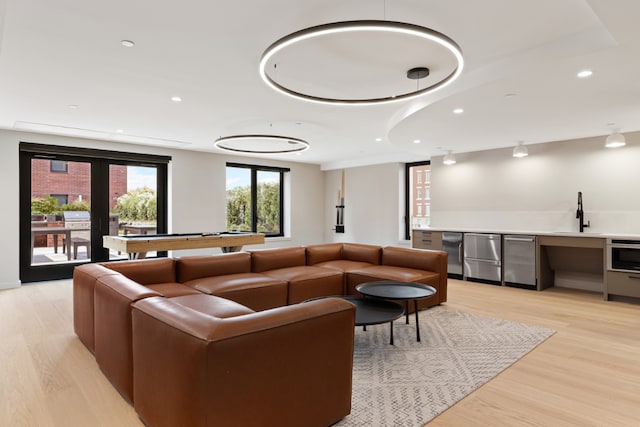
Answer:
576, 191, 590, 232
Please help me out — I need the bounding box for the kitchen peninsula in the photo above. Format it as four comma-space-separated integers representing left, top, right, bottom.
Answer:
413, 228, 640, 303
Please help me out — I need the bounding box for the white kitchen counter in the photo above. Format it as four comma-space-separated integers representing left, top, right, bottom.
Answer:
412, 227, 640, 302
414, 227, 640, 240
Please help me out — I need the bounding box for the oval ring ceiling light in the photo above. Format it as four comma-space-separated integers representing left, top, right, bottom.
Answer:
214, 135, 310, 154
259, 20, 464, 105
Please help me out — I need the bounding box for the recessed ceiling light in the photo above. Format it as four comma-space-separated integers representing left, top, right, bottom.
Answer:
116, 129, 124, 133
68, 104, 78, 109
375, 137, 382, 142
171, 96, 182, 102
577, 69, 593, 78
413, 139, 421, 144
121, 40, 135, 48
453, 108, 464, 114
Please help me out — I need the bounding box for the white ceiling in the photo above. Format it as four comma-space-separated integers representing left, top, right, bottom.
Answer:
0, 0, 638, 170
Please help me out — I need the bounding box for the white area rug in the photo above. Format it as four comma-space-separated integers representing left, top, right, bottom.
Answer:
335, 306, 555, 427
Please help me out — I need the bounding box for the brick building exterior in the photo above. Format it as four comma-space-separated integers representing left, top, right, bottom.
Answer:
31, 160, 127, 248
411, 164, 431, 228
31, 159, 127, 209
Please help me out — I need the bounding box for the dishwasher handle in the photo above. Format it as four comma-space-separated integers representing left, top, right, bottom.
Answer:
465, 233, 501, 239
504, 236, 535, 242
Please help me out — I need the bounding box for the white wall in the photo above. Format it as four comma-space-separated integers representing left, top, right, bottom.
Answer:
320, 132, 640, 251
0, 133, 20, 288
0, 130, 325, 288
324, 163, 408, 246
430, 132, 640, 234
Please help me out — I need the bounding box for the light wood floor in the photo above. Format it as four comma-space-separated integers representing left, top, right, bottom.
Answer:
1, 279, 639, 426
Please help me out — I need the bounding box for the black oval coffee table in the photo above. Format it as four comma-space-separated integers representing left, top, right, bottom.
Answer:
355, 281, 437, 342
305, 296, 404, 345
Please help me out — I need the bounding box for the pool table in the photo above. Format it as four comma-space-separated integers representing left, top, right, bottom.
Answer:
102, 232, 265, 259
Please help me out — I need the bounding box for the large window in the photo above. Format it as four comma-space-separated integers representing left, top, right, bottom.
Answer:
404, 161, 431, 239
20, 142, 169, 282
225, 163, 287, 237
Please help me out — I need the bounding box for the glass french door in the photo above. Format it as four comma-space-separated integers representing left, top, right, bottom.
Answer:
19, 143, 169, 282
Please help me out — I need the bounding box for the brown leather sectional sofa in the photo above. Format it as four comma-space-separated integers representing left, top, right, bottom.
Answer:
73, 242, 447, 427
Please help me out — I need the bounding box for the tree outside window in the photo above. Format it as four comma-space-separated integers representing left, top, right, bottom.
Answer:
226, 163, 286, 236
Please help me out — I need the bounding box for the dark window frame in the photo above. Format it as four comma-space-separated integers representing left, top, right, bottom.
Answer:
404, 160, 431, 240
19, 142, 170, 282
226, 162, 288, 237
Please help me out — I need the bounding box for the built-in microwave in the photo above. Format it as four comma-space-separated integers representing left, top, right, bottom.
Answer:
607, 239, 640, 273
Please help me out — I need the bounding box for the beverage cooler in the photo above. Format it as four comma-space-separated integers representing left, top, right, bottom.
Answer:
463, 233, 502, 284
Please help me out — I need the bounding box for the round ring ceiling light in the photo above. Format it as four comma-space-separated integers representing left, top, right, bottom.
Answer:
259, 20, 464, 105
214, 134, 310, 154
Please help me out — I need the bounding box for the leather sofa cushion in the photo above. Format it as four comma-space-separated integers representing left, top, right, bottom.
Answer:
103, 258, 176, 285
343, 243, 382, 264
176, 252, 251, 283
305, 243, 343, 265
183, 273, 288, 311
305, 243, 382, 266
313, 259, 374, 273
145, 283, 200, 298
251, 246, 306, 272
261, 265, 342, 282
348, 265, 440, 285
170, 294, 254, 318
261, 266, 345, 304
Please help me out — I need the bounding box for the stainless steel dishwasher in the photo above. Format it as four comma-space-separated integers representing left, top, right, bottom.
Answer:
463, 233, 502, 284
503, 235, 536, 288
442, 232, 463, 278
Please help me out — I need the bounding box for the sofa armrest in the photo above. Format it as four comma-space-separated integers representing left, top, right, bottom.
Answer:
382, 246, 448, 304
132, 297, 355, 427
382, 246, 447, 273
73, 263, 120, 352
93, 273, 162, 402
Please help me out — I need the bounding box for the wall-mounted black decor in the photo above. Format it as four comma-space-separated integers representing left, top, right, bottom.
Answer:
335, 170, 345, 233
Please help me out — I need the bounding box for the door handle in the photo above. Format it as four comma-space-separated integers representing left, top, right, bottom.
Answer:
505, 237, 535, 242
628, 275, 640, 280
458, 243, 462, 263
